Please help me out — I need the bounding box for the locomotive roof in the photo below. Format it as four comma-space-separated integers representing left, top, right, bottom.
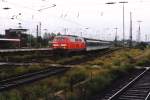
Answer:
55, 35, 112, 42
57, 35, 79, 37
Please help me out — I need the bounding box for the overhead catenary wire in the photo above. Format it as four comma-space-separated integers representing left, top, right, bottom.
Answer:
1, 0, 89, 29
0, 0, 150, 40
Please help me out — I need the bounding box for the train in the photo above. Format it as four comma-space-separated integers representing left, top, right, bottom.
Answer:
51, 35, 112, 52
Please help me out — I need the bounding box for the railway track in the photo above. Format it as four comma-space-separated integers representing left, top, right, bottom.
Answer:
0, 66, 69, 91
62, 48, 119, 65
109, 67, 150, 100
0, 48, 119, 92
0, 47, 119, 64
93, 67, 150, 100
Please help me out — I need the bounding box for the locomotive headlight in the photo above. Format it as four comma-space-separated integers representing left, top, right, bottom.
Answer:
61, 44, 67, 46
53, 44, 59, 46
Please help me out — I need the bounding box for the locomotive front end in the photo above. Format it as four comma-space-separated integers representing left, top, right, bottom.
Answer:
52, 36, 68, 49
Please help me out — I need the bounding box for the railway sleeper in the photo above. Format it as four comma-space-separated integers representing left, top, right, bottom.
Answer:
119, 95, 146, 100
118, 98, 144, 100
128, 89, 148, 93
125, 90, 149, 95
136, 79, 150, 83
124, 90, 148, 94
135, 83, 150, 86
131, 86, 150, 90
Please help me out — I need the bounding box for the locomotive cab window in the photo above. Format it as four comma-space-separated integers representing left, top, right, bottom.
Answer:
54, 37, 65, 41
69, 37, 76, 42
75, 38, 82, 42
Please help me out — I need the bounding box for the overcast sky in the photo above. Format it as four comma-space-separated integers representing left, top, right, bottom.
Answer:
0, 0, 150, 41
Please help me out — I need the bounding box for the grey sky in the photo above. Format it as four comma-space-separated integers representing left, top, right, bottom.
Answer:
0, 0, 150, 41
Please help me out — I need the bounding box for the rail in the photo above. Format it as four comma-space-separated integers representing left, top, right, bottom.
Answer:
108, 67, 150, 100
0, 66, 69, 91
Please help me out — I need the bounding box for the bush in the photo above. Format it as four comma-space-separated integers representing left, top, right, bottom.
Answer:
0, 90, 22, 100
136, 58, 150, 66
136, 42, 147, 50
112, 59, 121, 66
67, 92, 77, 100
15, 67, 27, 74
85, 72, 114, 96
57, 77, 69, 90
0, 72, 7, 79
67, 68, 88, 85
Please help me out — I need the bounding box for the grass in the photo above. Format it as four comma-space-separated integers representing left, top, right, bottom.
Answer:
0, 65, 48, 80
0, 54, 86, 79
56, 55, 84, 64
135, 49, 150, 66
0, 66, 90, 100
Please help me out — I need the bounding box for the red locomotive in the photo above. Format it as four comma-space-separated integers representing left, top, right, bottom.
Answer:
52, 35, 86, 51
51, 35, 111, 51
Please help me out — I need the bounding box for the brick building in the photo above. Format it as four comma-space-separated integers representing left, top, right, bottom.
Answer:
5, 28, 28, 47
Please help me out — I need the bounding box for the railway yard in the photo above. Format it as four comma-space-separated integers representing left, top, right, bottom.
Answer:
0, 0, 149, 99
0, 47, 150, 100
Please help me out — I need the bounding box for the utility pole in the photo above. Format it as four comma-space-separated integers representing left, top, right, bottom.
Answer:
137, 20, 142, 42
39, 22, 41, 37
80, 32, 82, 37
114, 27, 118, 46
145, 34, 148, 42
119, 1, 128, 46
106, 1, 128, 46
64, 28, 68, 35
129, 12, 132, 47
36, 25, 39, 48
39, 22, 42, 47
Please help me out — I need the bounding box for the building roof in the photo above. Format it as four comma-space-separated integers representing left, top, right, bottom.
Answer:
6, 28, 28, 32
0, 38, 20, 42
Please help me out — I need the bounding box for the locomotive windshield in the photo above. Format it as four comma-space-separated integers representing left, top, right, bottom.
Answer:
53, 37, 65, 41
